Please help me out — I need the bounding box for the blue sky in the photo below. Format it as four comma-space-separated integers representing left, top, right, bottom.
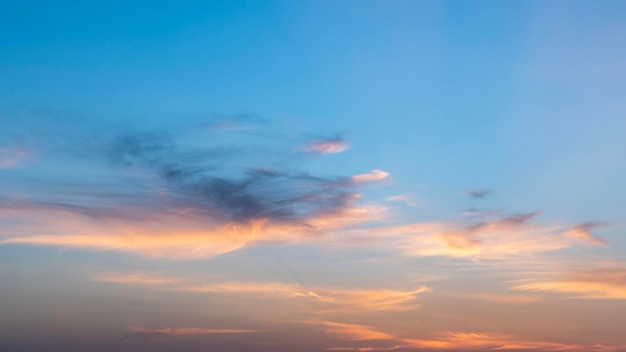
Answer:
1, 1, 626, 351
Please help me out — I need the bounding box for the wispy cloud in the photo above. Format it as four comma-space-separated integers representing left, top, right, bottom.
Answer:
314, 321, 625, 351
175, 281, 431, 312
90, 275, 430, 313
91, 272, 180, 285
298, 136, 349, 155
351, 169, 390, 183
366, 212, 606, 259
318, 321, 393, 341
514, 268, 626, 299
385, 193, 422, 208
122, 326, 260, 340
0, 203, 385, 258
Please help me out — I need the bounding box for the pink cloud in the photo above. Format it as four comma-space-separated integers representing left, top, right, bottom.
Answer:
351, 170, 390, 183
299, 138, 349, 154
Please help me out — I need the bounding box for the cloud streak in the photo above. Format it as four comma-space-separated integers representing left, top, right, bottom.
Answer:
515, 268, 626, 299
167, 281, 430, 312
316, 321, 625, 351
299, 136, 349, 155
365, 212, 605, 259
122, 326, 261, 340
91, 272, 180, 285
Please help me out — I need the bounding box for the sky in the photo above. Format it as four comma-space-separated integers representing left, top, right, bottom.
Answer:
1, 0, 626, 351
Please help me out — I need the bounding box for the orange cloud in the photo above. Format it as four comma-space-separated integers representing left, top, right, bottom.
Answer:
87, 270, 430, 313
314, 321, 625, 351
0, 203, 384, 258
366, 213, 605, 259
177, 281, 431, 312
318, 321, 393, 341
0, 193, 603, 262
514, 268, 626, 299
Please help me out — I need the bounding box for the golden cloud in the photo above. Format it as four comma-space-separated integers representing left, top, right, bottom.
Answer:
0, 204, 385, 258
514, 268, 626, 299
315, 321, 625, 351
366, 213, 605, 259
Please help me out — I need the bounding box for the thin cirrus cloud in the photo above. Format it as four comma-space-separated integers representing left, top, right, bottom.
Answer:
178, 281, 431, 312
91, 272, 181, 285
121, 326, 261, 340
316, 321, 625, 351
385, 193, 422, 208
514, 268, 626, 299
364, 212, 606, 259
90, 273, 431, 312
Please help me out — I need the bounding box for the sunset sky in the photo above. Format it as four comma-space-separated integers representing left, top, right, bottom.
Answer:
2, 1, 626, 351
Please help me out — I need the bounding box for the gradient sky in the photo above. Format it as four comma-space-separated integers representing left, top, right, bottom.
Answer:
2, 1, 626, 351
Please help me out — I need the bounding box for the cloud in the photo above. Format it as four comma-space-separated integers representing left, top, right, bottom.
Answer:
314, 321, 625, 351
174, 281, 431, 312
351, 170, 390, 183
0, 124, 390, 258
385, 193, 422, 208
565, 222, 606, 245
91, 272, 180, 285
366, 212, 606, 259
122, 326, 260, 340
299, 136, 349, 155
0, 202, 384, 258
0, 118, 605, 264
89, 274, 430, 312
514, 268, 626, 299
318, 321, 393, 341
